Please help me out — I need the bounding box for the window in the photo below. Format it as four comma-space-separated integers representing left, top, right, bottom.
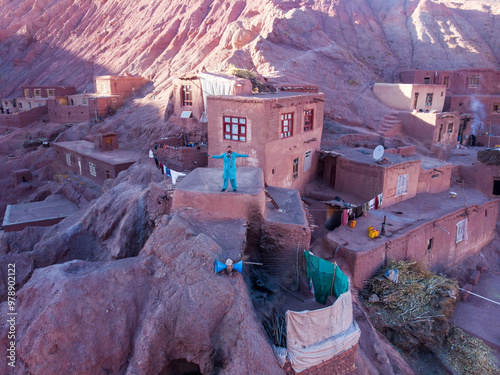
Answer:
66, 153, 71, 166
443, 76, 449, 88
18, 103, 22, 109
468, 75, 480, 88
427, 238, 433, 251
304, 150, 312, 172
304, 109, 313, 132
423, 76, 431, 84
492, 103, 500, 113
293, 158, 299, 179
425, 93, 433, 106
447, 123, 453, 134
396, 174, 409, 197
413, 92, 419, 109
281, 113, 293, 138
28, 102, 32, 109
493, 180, 500, 195
82, 98, 87, 105
34, 89, 41, 97
181, 85, 192, 106
89, 162, 96, 177
456, 219, 468, 243
47, 89, 55, 96
37, 103, 41, 107
24, 89, 29, 98
100, 83, 106, 93
223, 116, 246, 142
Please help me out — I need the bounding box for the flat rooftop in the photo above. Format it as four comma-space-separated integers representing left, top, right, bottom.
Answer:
175, 167, 263, 195
208, 91, 322, 102
2, 195, 78, 229
265, 186, 309, 226
55, 140, 141, 165
326, 188, 494, 252
334, 147, 420, 167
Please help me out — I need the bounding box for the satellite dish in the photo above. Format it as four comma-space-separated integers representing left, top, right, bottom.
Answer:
373, 145, 385, 161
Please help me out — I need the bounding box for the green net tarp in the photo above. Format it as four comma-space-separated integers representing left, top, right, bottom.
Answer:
304, 250, 349, 304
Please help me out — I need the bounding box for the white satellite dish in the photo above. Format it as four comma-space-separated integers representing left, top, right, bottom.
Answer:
373, 145, 385, 161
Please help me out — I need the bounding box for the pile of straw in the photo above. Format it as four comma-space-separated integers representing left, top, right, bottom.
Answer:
443, 326, 499, 375
363, 260, 458, 351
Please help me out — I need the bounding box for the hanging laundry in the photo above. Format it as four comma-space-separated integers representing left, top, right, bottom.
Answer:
171, 169, 186, 184
378, 193, 383, 208
364, 202, 370, 212
154, 157, 159, 167
163, 165, 171, 176
368, 198, 376, 210
374, 196, 379, 210
159, 163, 164, 174
149, 150, 154, 158
341, 209, 348, 226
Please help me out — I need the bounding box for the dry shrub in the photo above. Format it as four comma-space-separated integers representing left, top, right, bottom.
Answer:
363, 260, 458, 352
226, 66, 268, 93
444, 326, 499, 375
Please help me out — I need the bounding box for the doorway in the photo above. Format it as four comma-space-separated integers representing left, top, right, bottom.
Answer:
78, 159, 82, 175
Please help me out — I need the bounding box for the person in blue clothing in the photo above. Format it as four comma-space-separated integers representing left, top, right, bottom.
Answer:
209, 146, 249, 192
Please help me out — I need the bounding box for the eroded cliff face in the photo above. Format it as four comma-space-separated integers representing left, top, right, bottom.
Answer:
0, 0, 499, 123
0, 1, 499, 374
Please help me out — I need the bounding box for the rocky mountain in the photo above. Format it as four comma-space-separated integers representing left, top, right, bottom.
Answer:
1, 1, 500, 374
1, 0, 499, 127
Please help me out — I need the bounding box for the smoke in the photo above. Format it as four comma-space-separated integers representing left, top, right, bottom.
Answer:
470, 97, 486, 135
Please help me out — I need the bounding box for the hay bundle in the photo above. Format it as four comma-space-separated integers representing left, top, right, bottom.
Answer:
363, 260, 458, 351
444, 326, 499, 375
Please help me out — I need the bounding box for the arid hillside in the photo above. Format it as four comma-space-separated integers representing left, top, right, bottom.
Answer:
1, 0, 499, 128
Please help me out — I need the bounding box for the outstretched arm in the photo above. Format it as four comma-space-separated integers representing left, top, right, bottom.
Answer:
233, 152, 249, 158
211, 153, 225, 159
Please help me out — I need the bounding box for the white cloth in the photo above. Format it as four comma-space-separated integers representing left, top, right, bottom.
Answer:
170, 169, 186, 184
149, 150, 154, 158
199, 73, 234, 114
286, 290, 360, 373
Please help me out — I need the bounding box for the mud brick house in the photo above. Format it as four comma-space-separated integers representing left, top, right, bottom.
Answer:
373, 83, 462, 151
373, 83, 447, 113
207, 91, 325, 193
325, 189, 498, 289
1, 85, 76, 128
169, 72, 253, 142
48, 94, 123, 123
52, 133, 140, 184
401, 69, 500, 135
94, 75, 147, 98
321, 148, 451, 208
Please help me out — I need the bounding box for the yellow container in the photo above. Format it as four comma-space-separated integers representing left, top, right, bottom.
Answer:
374, 230, 379, 237
368, 231, 375, 238
350, 220, 356, 228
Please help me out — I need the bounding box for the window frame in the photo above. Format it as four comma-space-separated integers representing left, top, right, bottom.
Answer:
396, 174, 409, 197
425, 93, 433, 106
304, 109, 313, 132
181, 85, 193, 106
47, 89, 55, 97
65, 153, 71, 166
468, 75, 480, 88
293, 157, 299, 179
447, 123, 453, 134
456, 219, 468, 243
281, 113, 293, 139
34, 89, 42, 97
223, 116, 247, 142
304, 150, 312, 172
423, 76, 431, 84
89, 162, 96, 177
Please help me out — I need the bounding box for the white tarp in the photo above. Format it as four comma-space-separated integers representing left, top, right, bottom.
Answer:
199, 73, 234, 114
285, 290, 360, 373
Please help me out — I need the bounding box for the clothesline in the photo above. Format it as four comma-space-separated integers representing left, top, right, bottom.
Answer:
149, 149, 186, 184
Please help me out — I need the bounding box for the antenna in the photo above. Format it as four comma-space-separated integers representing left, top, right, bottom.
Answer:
373, 145, 385, 161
